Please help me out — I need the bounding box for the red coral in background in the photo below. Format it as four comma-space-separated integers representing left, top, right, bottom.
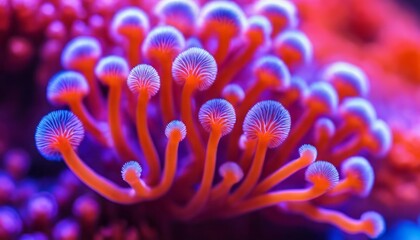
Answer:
295, 0, 420, 218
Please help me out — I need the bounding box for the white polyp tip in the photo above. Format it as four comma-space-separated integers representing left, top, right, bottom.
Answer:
165, 120, 187, 141
298, 144, 317, 163
219, 161, 244, 183
121, 161, 142, 182
305, 161, 339, 190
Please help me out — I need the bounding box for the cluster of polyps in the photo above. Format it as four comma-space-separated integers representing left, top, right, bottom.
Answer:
35, 0, 391, 238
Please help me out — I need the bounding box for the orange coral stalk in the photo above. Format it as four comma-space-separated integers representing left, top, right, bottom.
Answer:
283, 202, 384, 238
171, 99, 235, 220
223, 188, 326, 218
35, 111, 139, 204
121, 161, 150, 197
180, 82, 205, 158
159, 60, 177, 123
173, 48, 218, 160
136, 91, 161, 184
222, 161, 339, 218
210, 162, 243, 205
253, 144, 317, 195
273, 110, 318, 162
230, 101, 291, 203
141, 120, 185, 199
171, 129, 222, 220
228, 57, 291, 159
59, 141, 136, 204
127, 64, 162, 183
229, 139, 269, 203
108, 83, 137, 161
81, 68, 105, 118
142, 26, 185, 124
96, 56, 137, 161
238, 135, 257, 174
269, 82, 337, 169
68, 99, 109, 147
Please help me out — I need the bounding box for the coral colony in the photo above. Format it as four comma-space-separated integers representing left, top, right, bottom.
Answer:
2, 0, 408, 239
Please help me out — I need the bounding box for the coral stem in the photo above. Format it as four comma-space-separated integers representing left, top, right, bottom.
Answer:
59, 141, 136, 204
214, 34, 230, 65
269, 110, 318, 169
127, 39, 141, 68
136, 90, 161, 184
283, 202, 379, 237
229, 139, 269, 203
210, 180, 232, 204
108, 84, 137, 161
143, 132, 181, 199
222, 186, 327, 218
228, 82, 266, 159
181, 82, 205, 159
172, 129, 222, 220
159, 60, 176, 124
68, 99, 109, 147
254, 154, 314, 195
327, 178, 353, 196
81, 68, 104, 118
125, 175, 150, 197
238, 141, 256, 174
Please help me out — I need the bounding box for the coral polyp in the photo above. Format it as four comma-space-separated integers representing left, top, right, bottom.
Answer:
35, 110, 85, 161
11, 0, 404, 238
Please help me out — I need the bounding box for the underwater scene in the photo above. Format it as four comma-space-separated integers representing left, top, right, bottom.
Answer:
1, 0, 420, 239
